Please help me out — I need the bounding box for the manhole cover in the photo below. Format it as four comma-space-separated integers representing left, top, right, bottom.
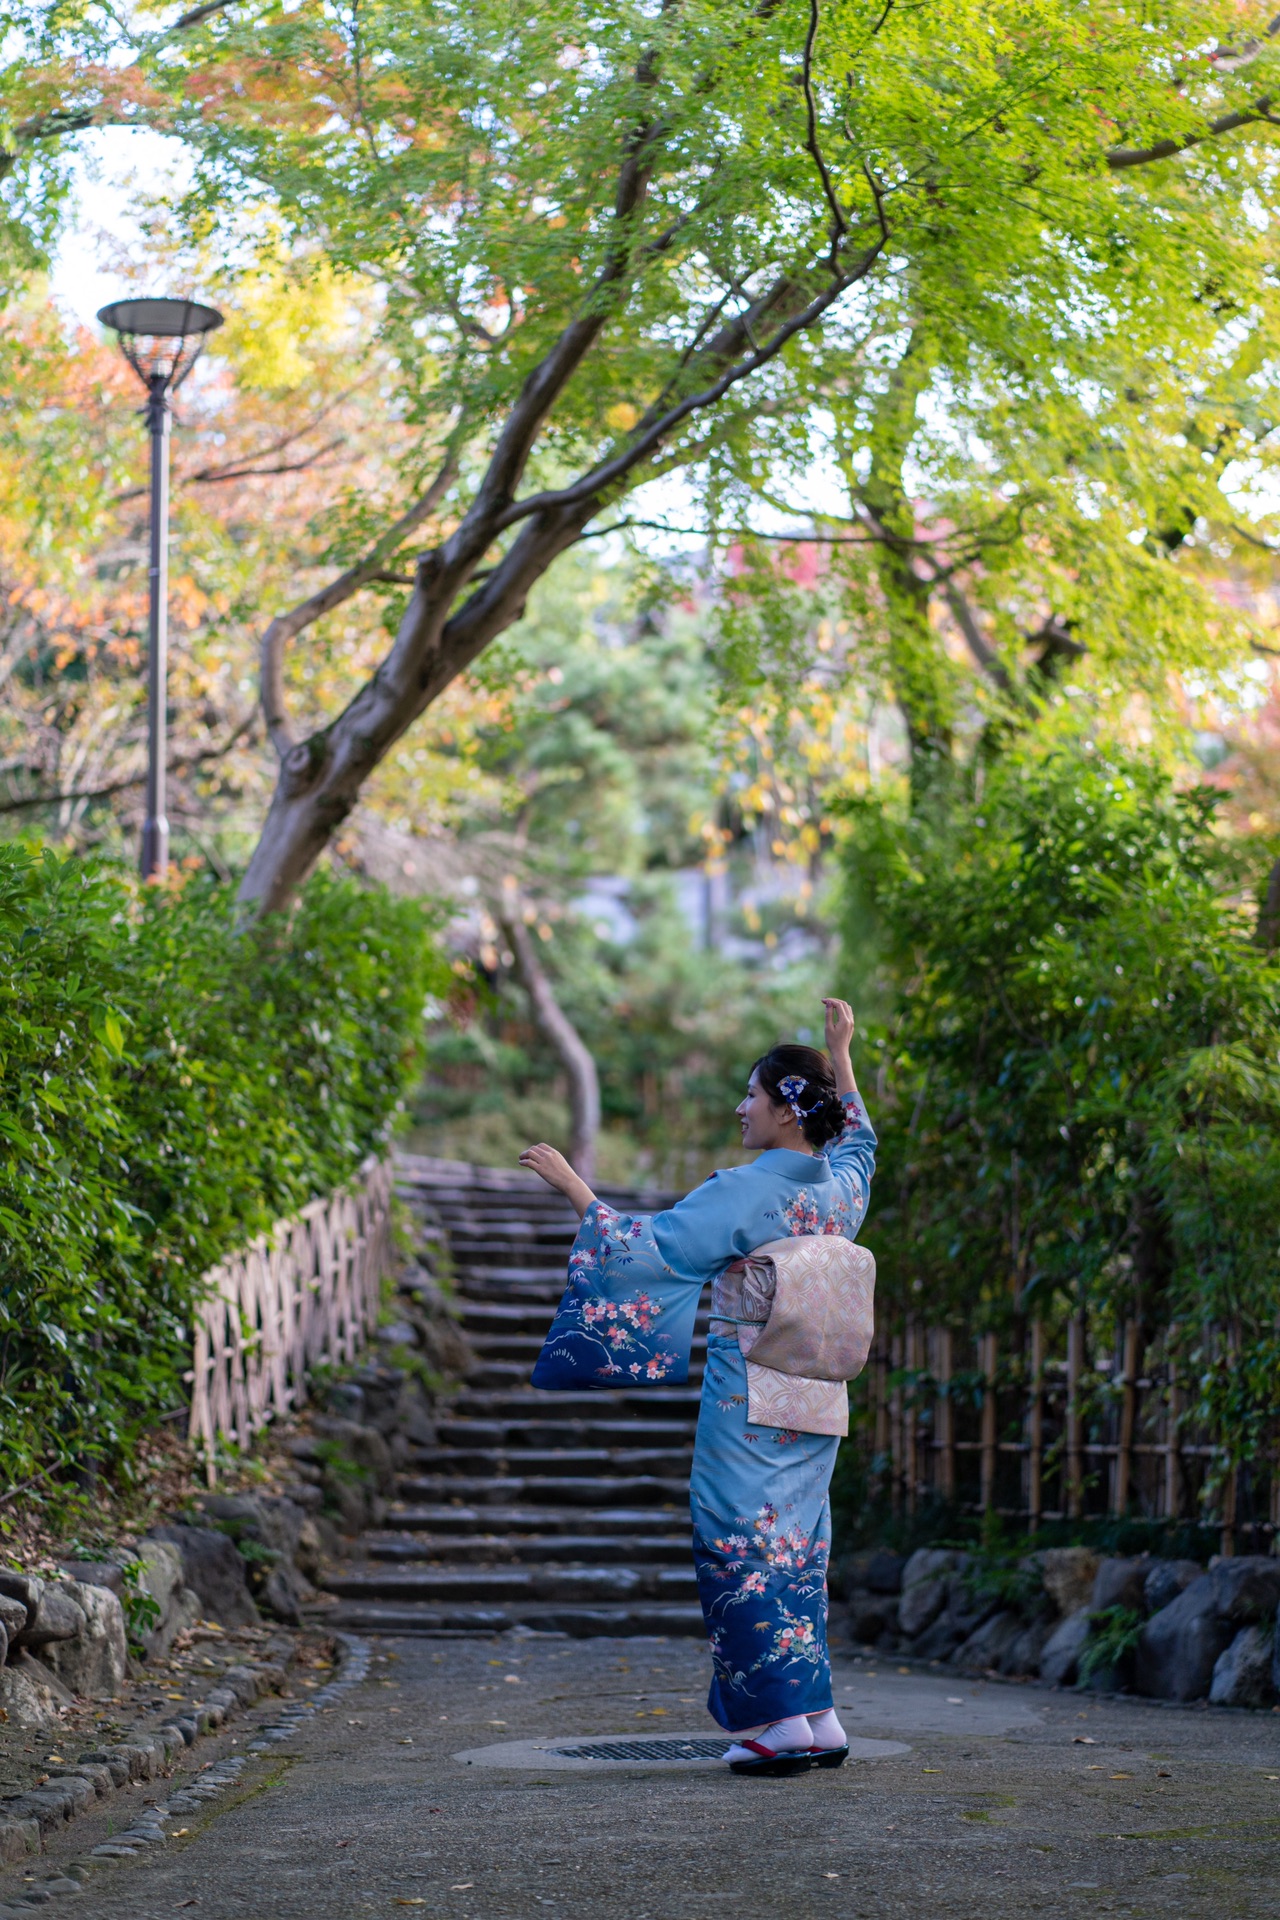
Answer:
551, 1738, 727, 1761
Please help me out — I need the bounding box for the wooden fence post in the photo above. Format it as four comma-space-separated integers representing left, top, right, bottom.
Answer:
188, 1156, 393, 1476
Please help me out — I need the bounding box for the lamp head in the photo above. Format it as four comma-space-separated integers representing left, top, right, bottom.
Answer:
97, 296, 224, 395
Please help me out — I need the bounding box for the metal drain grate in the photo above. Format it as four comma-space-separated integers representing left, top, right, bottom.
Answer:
550, 1738, 727, 1761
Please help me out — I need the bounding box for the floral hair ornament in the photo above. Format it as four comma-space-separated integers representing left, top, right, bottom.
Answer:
777, 1073, 826, 1121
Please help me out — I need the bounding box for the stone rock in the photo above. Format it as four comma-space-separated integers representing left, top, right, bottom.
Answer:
1210, 1557, 1280, 1626
848, 1589, 898, 1643
0, 1594, 27, 1643
864, 1550, 906, 1595
910, 1615, 965, 1664
1040, 1549, 1099, 1618
57, 1561, 123, 1596
133, 1541, 200, 1660
899, 1577, 949, 1639
943, 1563, 998, 1641
0, 1818, 39, 1864
954, 1609, 1022, 1673
898, 1550, 957, 1638
309, 1420, 394, 1490
260, 1565, 310, 1626
0, 1572, 42, 1632
1143, 1560, 1203, 1616
0, 1663, 61, 1729
375, 1320, 421, 1350
136, 1539, 183, 1618
1039, 1607, 1093, 1687
12, 1586, 85, 1654
1000, 1619, 1052, 1678
146, 1525, 258, 1629
1135, 1575, 1234, 1702
1210, 1624, 1275, 1708
1091, 1558, 1149, 1615
38, 1582, 128, 1697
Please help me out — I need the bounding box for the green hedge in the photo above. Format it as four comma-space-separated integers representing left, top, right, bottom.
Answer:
0, 849, 447, 1494
837, 743, 1280, 1483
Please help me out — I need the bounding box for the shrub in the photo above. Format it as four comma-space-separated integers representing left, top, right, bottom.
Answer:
0, 849, 446, 1496
836, 741, 1280, 1480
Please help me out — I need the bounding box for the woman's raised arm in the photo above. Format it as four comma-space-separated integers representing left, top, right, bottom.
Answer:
519, 1143, 598, 1220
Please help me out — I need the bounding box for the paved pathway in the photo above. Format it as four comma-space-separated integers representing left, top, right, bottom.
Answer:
11, 1635, 1280, 1919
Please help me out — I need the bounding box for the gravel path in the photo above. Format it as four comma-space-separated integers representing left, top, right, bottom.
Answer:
8, 1635, 1280, 1919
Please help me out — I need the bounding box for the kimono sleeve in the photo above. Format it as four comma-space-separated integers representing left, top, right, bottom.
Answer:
825, 1090, 877, 1235
530, 1199, 702, 1392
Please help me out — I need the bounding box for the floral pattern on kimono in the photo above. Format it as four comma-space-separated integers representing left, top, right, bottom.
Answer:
691, 1333, 838, 1730
531, 1204, 696, 1389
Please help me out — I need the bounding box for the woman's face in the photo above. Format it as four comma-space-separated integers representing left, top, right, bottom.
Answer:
736, 1070, 797, 1151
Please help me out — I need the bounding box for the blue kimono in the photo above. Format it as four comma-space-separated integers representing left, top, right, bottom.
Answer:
531, 1092, 876, 1732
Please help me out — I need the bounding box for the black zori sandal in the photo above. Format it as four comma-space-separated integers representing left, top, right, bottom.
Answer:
808, 1743, 850, 1769
727, 1739, 813, 1776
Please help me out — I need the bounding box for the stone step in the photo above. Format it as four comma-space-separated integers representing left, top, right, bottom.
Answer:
432, 1420, 697, 1450
463, 1330, 709, 1364
396, 1474, 689, 1508
407, 1446, 693, 1478
447, 1239, 576, 1263
452, 1387, 703, 1418
383, 1505, 689, 1536
318, 1600, 706, 1639
323, 1564, 698, 1603
364, 1532, 690, 1566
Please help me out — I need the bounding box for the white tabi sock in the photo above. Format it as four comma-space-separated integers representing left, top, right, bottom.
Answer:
723, 1714, 814, 1763
806, 1707, 846, 1750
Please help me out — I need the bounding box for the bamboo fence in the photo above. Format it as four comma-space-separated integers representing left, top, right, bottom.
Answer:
856, 1313, 1274, 1556
187, 1156, 394, 1482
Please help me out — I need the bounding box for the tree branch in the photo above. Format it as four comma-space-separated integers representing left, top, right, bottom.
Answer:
0, 712, 257, 816
801, 0, 849, 269
941, 581, 1015, 697
493, 229, 889, 536
1106, 96, 1278, 170
260, 453, 457, 755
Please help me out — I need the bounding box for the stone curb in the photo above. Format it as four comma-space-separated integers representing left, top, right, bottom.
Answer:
0, 1632, 370, 1915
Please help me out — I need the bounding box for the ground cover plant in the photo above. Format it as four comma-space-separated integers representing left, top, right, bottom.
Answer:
0, 846, 445, 1501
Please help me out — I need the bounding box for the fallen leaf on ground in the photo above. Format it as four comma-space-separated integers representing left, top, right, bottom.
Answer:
1073, 1736, 1096, 1745
1110, 1772, 1132, 1779
450, 1885, 474, 1891
394, 1901, 426, 1907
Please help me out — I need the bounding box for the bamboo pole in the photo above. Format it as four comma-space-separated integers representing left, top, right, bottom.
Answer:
1113, 1318, 1140, 1518
904, 1321, 919, 1513
980, 1331, 999, 1513
935, 1327, 955, 1503
898, 1336, 905, 1512
1066, 1311, 1085, 1521
1164, 1338, 1183, 1521
1027, 1319, 1045, 1533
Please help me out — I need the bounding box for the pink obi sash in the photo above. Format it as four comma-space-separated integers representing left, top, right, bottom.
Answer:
709, 1237, 876, 1437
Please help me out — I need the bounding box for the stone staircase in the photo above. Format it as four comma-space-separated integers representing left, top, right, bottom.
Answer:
320, 1155, 707, 1638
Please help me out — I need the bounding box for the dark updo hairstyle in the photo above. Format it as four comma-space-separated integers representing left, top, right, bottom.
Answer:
750, 1043, 845, 1150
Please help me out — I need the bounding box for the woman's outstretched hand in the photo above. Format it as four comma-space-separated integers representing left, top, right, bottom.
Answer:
518, 1143, 598, 1220
822, 997, 858, 1097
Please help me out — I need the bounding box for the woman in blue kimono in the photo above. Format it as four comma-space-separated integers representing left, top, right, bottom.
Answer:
520, 998, 876, 1776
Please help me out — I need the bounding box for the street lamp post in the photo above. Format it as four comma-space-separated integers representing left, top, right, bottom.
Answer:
96, 297, 224, 880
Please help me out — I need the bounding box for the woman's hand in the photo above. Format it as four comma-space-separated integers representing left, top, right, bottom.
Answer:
822, 997, 858, 1097
518, 1143, 598, 1220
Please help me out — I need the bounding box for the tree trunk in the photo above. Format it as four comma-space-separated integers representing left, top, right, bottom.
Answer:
501, 904, 601, 1186
1257, 854, 1280, 951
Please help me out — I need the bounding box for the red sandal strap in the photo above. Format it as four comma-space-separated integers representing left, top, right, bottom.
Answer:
738, 1739, 782, 1758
